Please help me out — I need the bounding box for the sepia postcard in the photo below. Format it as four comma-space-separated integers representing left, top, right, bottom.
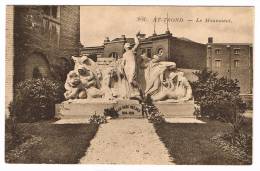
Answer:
4, 5, 254, 166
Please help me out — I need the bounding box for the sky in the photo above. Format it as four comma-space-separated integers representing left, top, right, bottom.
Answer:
80, 6, 254, 46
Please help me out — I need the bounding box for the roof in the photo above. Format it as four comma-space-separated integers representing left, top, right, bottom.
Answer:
177, 37, 194, 42
82, 45, 104, 50
207, 43, 253, 46
111, 38, 135, 44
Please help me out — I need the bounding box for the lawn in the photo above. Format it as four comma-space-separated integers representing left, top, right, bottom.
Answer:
154, 118, 252, 165
5, 120, 99, 164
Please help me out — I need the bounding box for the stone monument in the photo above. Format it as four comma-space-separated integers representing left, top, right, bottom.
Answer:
56, 32, 195, 119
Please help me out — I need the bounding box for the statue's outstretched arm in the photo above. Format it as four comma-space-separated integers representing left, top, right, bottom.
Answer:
132, 35, 140, 52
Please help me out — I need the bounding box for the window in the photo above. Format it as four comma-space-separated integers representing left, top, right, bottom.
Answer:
109, 52, 119, 59
215, 60, 222, 68
42, 6, 60, 46
234, 48, 240, 55
234, 60, 239, 68
215, 49, 221, 55
43, 6, 50, 15
157, 48, 164, 56
147, 48, 152, 58
42, 6, 59, 18
140, 48, 146, 55
51, 6, 58, 18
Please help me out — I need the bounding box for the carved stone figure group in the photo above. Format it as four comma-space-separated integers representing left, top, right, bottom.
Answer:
64, 55, 104, 100
64, 32, 193, 102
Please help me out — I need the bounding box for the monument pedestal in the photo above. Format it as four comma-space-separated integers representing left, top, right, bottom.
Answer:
154, 100, 195, 118
55, 99, 143, 119
55, 99, 195, 120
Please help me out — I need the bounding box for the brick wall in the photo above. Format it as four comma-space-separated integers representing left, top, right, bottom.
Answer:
83, 34, 207, 71
170, 38, 207, 70
151, 38, 169, 61
59, 6, 80, 59
13, 6, 80, 83
208, 44, 253, 94
209, 44, 231, 77
230, 45, 252, 94
5, 6, 80, 117
103, 41, 125, 58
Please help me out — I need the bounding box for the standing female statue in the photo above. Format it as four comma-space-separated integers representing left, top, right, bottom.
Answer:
121, 32, 141, 99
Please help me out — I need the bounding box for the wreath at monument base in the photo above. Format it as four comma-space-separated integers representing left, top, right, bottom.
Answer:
142, 95, 165, 124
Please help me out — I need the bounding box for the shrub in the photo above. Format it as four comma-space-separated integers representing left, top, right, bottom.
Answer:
191, 69, 246, 120
10, 78, 65, 122
89, 113, 107, 125
193, 106, 201, 118
211, 132, 252, 164
222, 130, 252, 155
191, 69, 251, 158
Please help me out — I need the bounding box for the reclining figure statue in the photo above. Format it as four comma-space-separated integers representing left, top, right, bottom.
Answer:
151, 71, 193, 102
140, 53, 193, 102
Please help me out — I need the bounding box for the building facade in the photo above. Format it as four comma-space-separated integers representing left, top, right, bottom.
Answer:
81, 31, 207, 70
206, 37, 253, 94
6, 5, 80, 116
81, 33, 253, 97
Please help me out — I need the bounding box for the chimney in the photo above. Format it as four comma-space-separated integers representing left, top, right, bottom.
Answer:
139, 33, 146, 39
104, 37, 110, 43
121, 35, 126, 40
208, 37, 213, 44
165, 30, 171, 34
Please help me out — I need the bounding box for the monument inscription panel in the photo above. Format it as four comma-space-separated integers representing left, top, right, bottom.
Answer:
114, 100, 142, 118
115, 104, 142, 116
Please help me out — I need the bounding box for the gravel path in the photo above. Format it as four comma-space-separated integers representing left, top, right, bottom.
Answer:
80, 118, 174, 164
